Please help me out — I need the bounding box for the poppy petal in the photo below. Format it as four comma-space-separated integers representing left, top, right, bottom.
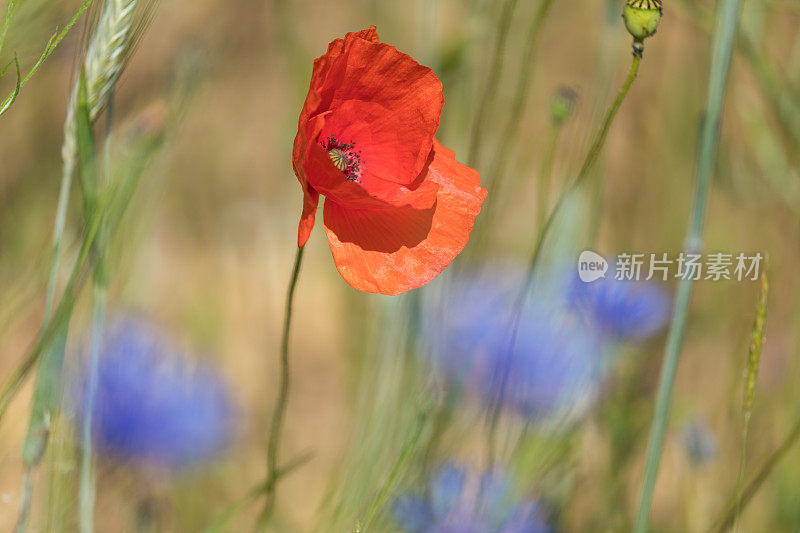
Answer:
323, 141, 486, 295
299, 27, 380, 123
315, 43, 443, 185
298, 27, 442, 186
297, 185, 319, 248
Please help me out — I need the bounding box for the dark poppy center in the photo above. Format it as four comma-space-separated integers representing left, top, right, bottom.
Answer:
322, 136, 362, 182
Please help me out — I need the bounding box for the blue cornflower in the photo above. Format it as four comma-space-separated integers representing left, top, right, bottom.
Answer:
394, 464, 550, 533
430, 270, 604, 421
682, 418, 718, 466
568, 273, 670, 342
76, 317, 233, 469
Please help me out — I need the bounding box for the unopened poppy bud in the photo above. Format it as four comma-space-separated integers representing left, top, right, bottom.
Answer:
623, 0, 662, 47
550, 87, 578, 126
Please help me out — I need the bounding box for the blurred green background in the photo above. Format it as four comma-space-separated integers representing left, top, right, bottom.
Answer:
1, 0, 799, 531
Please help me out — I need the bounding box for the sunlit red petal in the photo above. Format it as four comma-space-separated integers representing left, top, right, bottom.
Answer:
323, 141, 487, 295
298, 27, 380, 126
297, 25, 442, 182
314, 41, 443, 185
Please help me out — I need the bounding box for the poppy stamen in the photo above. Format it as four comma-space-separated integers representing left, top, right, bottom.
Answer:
322, 136, 362, 181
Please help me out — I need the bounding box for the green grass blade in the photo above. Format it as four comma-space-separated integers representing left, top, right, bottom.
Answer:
0, 54, 20, 114
73, 68, 102, 533
633, 1, 745, 531
1, 135, 161, 421
0, 0, 94, 117
75, 70, 99, 218
0, 0, 21, 58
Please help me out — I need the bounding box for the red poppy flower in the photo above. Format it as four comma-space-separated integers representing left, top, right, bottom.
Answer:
292, 26, 487, 296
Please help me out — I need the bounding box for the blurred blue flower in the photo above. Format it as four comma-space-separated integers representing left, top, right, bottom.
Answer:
394, 464, 550, 533
430, 270, 604, 421
682, 418, 718, 466
76, 317, 233, 469
568, 273, 670, 342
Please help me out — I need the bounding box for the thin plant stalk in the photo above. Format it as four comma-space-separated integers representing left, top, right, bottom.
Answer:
733, 273, 768, 532
359, 409, 428, 532
78, 286, 106, 533
0, 0, 94, 117
524, 53, 641, 285
477, 0, 555, 235
467, 0, 519, 169
78, 94, 114, 533
676, 0, 800, 163
260, 245, 306, 525
536, 122, 561, 232
0, 0, 21, 56
485, 50, 643, 473
203, 454, 311, 533
16, 0, 143, 527
711, 413, 800, 533
14, 121, 77, 533
633, 1, 744, 531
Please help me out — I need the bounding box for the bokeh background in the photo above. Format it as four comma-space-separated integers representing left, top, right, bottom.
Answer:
1, 0, 799, 531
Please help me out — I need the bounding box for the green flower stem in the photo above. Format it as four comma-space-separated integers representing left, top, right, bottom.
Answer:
633, 1, 743, 531
524, 52, 641, 284
467, 0, 519, 169
259, 244, 306, 526
536, 122, 561, 233
484, 51, 643, 471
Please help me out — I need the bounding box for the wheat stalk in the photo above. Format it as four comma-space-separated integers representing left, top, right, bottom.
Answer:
16, 1, 144, 531
61, 0, 138, 179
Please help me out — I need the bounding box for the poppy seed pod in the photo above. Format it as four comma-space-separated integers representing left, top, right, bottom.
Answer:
623, 0, 662, 43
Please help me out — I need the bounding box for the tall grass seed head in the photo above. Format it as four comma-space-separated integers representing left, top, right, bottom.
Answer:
623, 0, 662, 42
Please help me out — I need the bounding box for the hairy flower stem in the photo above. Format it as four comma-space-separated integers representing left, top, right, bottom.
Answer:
633, 1, 743, 531
260, 245, 305, 526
